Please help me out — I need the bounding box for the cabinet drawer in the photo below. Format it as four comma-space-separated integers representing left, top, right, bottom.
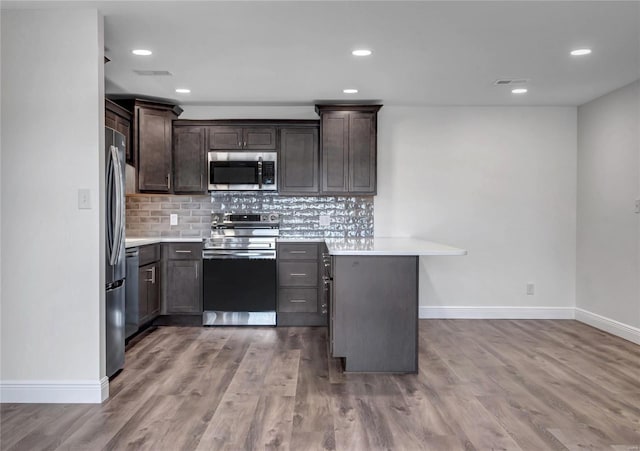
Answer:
138, 244, 160, 266
278, 243, 318, 260
164, 242, 202, 259
278, 288, 317, 313
278, 261, 318, 287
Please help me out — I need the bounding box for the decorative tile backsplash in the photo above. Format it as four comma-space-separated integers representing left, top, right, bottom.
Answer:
126, 193, 374, 239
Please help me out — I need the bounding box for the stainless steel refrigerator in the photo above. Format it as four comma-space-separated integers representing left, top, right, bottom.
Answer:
105, 127, 126, 378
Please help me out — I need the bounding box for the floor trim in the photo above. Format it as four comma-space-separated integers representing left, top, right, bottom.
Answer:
0, 377, 109, 404
419, 306, 576, 319
575, 308, 640, 345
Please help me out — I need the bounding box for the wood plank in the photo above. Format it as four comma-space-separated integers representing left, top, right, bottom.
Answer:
1, 321, 638, 451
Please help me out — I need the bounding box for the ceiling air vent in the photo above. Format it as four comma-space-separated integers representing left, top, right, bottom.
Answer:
494, 79, 529, 86
133, 70, 173, 76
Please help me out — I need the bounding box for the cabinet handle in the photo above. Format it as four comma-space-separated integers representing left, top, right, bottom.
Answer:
200, 173, 203, 188
290, 273, 307, 277
243, 141, 247, 148
175, 250, 192, 254
195, 263, 198, 280
167, 173, 171, 190
237, 141, 242, 148
289, 250, 307, 254
290, 299, 307, 303
145, 267, 155, 284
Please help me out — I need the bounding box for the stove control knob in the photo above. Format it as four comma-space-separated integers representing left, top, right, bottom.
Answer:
261, 214, 268, 222
212, 214, 220, 224
269, 214, 279, 222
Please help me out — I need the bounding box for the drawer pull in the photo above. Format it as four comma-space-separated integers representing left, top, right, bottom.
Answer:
290, 273, 307, 277
289, 250, 307, 254
290, 299, 307, 303
175, 250, 192, 254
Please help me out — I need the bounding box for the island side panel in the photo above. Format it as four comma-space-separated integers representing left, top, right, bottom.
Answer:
333, 255, 418, 373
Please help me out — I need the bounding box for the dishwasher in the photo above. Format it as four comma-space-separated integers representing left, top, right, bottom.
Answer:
125, 248, 139, 339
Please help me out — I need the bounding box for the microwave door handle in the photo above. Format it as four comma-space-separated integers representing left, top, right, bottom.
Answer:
258, 156, 263, 189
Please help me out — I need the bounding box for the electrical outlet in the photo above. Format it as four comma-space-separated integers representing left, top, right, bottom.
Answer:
635, 199, 640, 214
78, 189, 91, 209
170, 213, 178, 225
526, 283, 535, 296
319, 215, 331, 227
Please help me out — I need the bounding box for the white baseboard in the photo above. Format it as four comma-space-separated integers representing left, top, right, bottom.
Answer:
575, 308, 640, 345
419, 306, 576, 319
0, 377, 109, 404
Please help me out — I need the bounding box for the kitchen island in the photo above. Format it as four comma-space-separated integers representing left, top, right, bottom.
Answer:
324, 237, 466, 373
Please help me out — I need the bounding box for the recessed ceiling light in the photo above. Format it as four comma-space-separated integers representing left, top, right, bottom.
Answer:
132, 49, 152, 56
175, 88, 191, 94
570, 48, 592, 56
352, 49, 372, 57
343, 89, 358, 94
512, 88, 528, 94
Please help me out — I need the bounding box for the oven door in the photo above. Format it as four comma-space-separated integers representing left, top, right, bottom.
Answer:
202, 249, 276, 325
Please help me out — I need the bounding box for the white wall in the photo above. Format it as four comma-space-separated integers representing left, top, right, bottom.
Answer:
1, 8, 106, 402
375, 107, 578, 317
576, 81, 640, 338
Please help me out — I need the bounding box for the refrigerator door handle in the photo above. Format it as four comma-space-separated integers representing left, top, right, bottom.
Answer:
110, 145, 124, 266
106, 148, 115, 265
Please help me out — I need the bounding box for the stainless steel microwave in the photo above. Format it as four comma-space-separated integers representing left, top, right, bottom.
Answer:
208, 151, 277, 191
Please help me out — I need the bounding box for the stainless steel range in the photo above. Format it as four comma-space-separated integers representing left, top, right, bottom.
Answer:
202, 213, 279, 326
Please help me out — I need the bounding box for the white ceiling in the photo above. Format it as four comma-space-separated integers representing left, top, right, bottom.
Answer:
6, 1, 640, 106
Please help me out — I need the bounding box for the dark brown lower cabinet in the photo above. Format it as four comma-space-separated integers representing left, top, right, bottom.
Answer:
276, 242, 327, 326
330, 255, 418, 373
165, 260, 201, 313
163, 242, 203, 315
138, 262, 160, 325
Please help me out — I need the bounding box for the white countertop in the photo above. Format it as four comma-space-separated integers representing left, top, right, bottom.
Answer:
276, 237, 325, 243
125, 236, 467, 256
125, 237, 202, 248
324, 237, 467, 256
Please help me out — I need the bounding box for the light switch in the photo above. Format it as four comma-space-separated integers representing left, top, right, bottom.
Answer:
170, 213, 178, 225
78, 189, 91, 210
319, 215, 330, 227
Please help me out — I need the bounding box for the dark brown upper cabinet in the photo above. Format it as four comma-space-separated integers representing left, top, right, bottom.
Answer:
105, 99, 132, 165
173, 126, 207, 193
279, 126, 319, 195
110, 98, 183, 193
315, 105, 382, 195
209, 125, 276, 150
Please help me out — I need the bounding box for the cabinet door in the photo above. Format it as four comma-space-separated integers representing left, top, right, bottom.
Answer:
243, 127, 276, 150
147, 263, 161, 318
279, 128, 319, 194
173, 126, 206, 193
208, 126, 243, 150
321, 112, 349, 193
348, 112, 376, 194
138, 265, 150, 324
138, 108, 172, 192
166, 260, 202, 314
105, 109, 117, 130
115, 115, 133, 165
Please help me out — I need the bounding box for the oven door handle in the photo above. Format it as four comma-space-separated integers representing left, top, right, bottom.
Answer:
202, 250, 276, 260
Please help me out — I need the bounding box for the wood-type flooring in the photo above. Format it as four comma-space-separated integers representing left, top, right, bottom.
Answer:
1, 320, 640, 450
